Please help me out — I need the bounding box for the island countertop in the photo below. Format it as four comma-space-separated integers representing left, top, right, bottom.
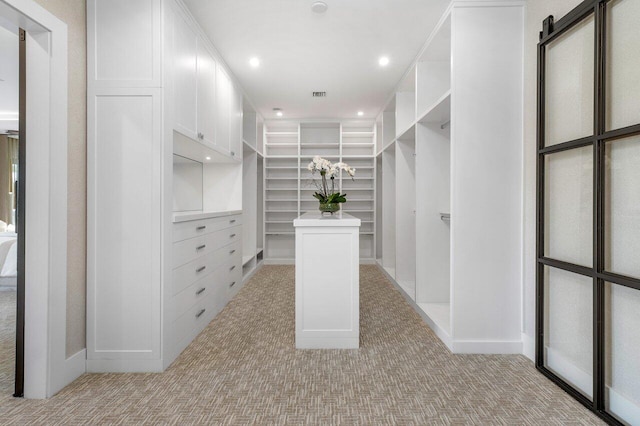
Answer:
293, 212, 361, 227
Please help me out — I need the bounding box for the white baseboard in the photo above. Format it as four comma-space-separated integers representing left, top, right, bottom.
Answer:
452, 339, 523, 354
265, 258, 376, 265
522, 332, 535, 361
65, 348, 86, 381
263, 258, 295, 265
86, 358, 164, 373
49, 348, 86, 396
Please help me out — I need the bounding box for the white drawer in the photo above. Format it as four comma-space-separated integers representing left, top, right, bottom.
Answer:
173, 225, 241, 269
171, 293, 213, 349
169, 281, 228, 349
218, 250, 242, 298
169, 271, 216, 323
205, 225, 241, 256
172, 240, 240, 295
173, 214, 241, 243
227, 259, 243, 299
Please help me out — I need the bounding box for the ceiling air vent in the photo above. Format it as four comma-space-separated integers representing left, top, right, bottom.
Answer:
312, 91, 327, 97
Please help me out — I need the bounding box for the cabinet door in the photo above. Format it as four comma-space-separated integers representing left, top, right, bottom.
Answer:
172, 11, 197, 139
230, 82, 243, 159
197, 41, 216, 147
215, 65, 231, 154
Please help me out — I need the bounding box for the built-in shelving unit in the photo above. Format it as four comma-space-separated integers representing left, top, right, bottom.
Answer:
264, 120, 377, 263
242, 101, 265, 281
375, 2, 524, 354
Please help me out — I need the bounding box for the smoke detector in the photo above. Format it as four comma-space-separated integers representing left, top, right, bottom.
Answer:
311, 1, 328, 14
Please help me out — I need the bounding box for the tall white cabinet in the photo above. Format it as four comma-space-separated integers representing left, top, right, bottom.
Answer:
377, 1, 524, 354
88, 0, 246, 372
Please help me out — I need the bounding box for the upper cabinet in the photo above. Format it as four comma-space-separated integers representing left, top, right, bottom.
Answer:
172, 11, 198, 139
215, 64, 231, 155
170, 6, 243, 161
215, 65, 243, 159
196, 42, 217, 147
230, 82, 243, 160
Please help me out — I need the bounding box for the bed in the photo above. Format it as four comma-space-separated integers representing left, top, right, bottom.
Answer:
0, 232, 17, 289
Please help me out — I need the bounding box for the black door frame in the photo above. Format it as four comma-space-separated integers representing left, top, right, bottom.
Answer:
536, 1, 640, 424
13, 27, 25, 398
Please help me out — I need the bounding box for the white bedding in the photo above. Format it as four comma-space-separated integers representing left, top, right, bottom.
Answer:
0, 232, 17, 279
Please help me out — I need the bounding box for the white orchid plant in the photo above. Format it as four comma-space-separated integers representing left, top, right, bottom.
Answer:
307, 156, 356, 204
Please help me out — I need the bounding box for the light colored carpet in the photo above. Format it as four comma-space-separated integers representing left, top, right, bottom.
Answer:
0, 266, 603, 425
0, 290, 16, 397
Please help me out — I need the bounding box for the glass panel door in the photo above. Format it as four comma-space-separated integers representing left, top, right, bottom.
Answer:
545, 15, 595, 147
605, 0, 640, 131
544, 266, 593, 398
537, 1, 640, 423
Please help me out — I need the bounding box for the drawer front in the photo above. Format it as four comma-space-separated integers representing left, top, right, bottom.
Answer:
173, 214, 241, 243
173, 225, 241, 269
172, 240, 240, 295
170, 281, 229, 350
171, 293, 213, 348
172, 235, 208, 269
225, 255, 243, 299
205, 225, 241, 256
170, 271, 216, 323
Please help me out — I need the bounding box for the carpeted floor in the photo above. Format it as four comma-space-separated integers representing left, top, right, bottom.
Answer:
0, 289, 16, 398
0, 266, 602, 425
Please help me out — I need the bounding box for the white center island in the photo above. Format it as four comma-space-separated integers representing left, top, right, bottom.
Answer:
293, 212, 361, 349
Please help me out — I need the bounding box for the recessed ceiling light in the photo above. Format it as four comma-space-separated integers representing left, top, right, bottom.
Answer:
311, 1, 328, 13
273, 108, 283, 117
205, 156, 211, 161
357, 111, 364, 117
249, 57, 260, 68
379, 56, 390, 66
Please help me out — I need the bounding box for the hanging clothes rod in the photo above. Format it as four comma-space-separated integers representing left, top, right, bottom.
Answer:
440, 213, 451, 222
440, 120, 450, 130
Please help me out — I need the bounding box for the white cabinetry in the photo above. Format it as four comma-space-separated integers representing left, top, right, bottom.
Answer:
376, 1, 524, 354
171, 9, 198, 140
196, 42, 217, 147
230, 84, 243, 159
171, 8, 217, 148
88, 0, 246, 373
170, 213, 242, 359
170, 3, 244, 160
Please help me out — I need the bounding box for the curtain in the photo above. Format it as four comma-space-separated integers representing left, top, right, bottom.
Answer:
0, 135, 18, 228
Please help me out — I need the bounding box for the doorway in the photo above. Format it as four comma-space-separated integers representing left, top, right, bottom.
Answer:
0, 21, 23, 397
0, 0, 73, 398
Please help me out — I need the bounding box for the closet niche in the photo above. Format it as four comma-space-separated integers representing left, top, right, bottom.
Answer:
173, 154, 203, 213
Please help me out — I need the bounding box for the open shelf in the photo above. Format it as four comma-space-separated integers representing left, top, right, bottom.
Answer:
264, 120, 376, 262
417, 90, 451, 125
265, 132, 298, 136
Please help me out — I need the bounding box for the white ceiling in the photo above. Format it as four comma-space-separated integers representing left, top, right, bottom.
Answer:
184, 0, 449, 120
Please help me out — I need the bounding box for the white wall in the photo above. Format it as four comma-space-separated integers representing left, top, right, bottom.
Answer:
33, 0, 87, 358
522, 0, 583, 360
0, 22, 18, 132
